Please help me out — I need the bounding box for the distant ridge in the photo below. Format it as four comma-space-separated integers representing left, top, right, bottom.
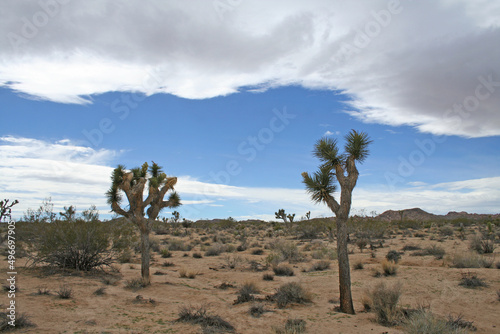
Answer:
376, 208, 499, 222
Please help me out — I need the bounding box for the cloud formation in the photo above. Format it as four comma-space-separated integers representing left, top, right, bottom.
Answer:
1, 1, 499, 137
2, 137, 498, 220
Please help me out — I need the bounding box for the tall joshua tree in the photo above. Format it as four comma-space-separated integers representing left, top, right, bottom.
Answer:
106, 161, 180, 285
302, 130, 372, 314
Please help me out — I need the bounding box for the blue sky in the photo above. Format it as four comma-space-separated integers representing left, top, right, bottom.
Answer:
1, 1, 499, 220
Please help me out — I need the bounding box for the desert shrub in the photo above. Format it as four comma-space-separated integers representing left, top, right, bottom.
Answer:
274, 318, 306, 334
166, 239, 192, 252
125, 278, 146, 290
93, 287, 106, 296
402, 244, 421, 251
117, 249, 133, 263
356, 238, 369, 252
459, 272, 487, 288
439, 225, 455, 237
386, 250, 402, 263
235, 282, 260, 304
179, 268, 197, 279
177, 305, 235, 333
268, 239, 304, 263
251, 248, 264, 255
0, 312, 35, 331
382, 260, 398, 276
411, 245, 445, 259
404, 309, 470, 334
162, 261, 175, 267
193, 252, 203, 258
249, 303, 266, 318
273, 264, 294, 276
496, 261, 500, 269
57, 285, 73, 299
36, 287, 50, 295
160, 247, 172, 258
469, 235, 496, 254
353, 261, 364, 270
273, 282, 312, 308
364, 282, 402, 325
449, 252, 492, 268
308, 260, 331, 272
446, 314, 476, 332
224, 255, 243, 269
24, 221, 124, 271
311, 246, 337, 260
205, 243, 227, 256
263, 273, 274, 281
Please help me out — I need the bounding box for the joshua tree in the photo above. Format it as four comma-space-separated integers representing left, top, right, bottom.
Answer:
305, 211, 311, 220
59, 205, 76, 222
106, 161, 180, 285
287, 213, 295, 223
275, 209, 288, 224
0, 199, 18, 222
302, 130, 372, 314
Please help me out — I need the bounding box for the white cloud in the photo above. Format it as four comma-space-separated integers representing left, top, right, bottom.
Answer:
1, 136, 498, 220
1, 1, 499, 137
324, 130, 340, 136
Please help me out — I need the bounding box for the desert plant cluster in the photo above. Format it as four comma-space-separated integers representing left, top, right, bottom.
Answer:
0, 196, 499, 333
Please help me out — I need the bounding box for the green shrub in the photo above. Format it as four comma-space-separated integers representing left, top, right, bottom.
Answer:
273, 282, 312, 308
311, 246, 337, 260
160, 248, 172, 258
24, 221, 125, 271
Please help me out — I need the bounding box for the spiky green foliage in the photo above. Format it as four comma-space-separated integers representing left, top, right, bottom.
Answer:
301, 166, 336, 204
313, 137, 343, 166
344, 130, 373, 162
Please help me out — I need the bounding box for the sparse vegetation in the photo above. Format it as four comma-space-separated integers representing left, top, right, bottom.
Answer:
411, 244, 445, 259
308, 260, 331, 272
404, 309, 470, 334
177, 305, 235, 333
385, 250, 402, 263
57, 285, 73, 299
449, 252, 493, 268
274, 318, 307, 334
273, 264, 294, 276
363, 282, 402, 325
272, 282, 312, 308
459, 272, 487, 288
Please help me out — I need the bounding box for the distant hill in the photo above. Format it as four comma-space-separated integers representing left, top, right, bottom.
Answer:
376, 208, 499, 222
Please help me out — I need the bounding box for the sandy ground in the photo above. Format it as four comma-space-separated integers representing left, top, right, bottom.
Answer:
2, 226, 499, 334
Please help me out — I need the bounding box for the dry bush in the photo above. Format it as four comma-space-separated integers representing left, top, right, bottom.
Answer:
363, 282, 402, 326
204, 243, 227, 256
235, 282, 260, 304
57, 285, 73, 299
311, 246, 337, 260
458, 272, 487, 289
308, 260, 331, 272
469, 234, 496, 254
404, 309, 470, 334
381, 260, 398, 276
125, 278, 146, 291
0, 312, 35, 331
353, 261, 364, 270
268, 239, 305, 263
179, 268, 197, 279
273, 264, 294, 276
449, 252, 492, 268
410, 244, 445, 259
248, 303, 267, 318
274, 318, 306, 334
263, 273, 274, 281
385, 250, 402, 263
272, 282, 312, 308
177, 304, 235, 333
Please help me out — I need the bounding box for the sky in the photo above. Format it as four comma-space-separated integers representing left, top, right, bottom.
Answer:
1, 0, 499, 221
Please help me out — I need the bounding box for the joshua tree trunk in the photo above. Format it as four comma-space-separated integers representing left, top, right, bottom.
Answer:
139, 223, 151, 286
336, 215, 354, 314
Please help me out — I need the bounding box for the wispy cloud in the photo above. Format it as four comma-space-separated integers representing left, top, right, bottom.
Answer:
2, 137, 498, 220
1, 1, 499, 137
324, 130, 340, 136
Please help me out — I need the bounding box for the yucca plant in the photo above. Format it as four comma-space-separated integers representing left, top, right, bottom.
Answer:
106, 161, 181, 285
302, 129, 372, 314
